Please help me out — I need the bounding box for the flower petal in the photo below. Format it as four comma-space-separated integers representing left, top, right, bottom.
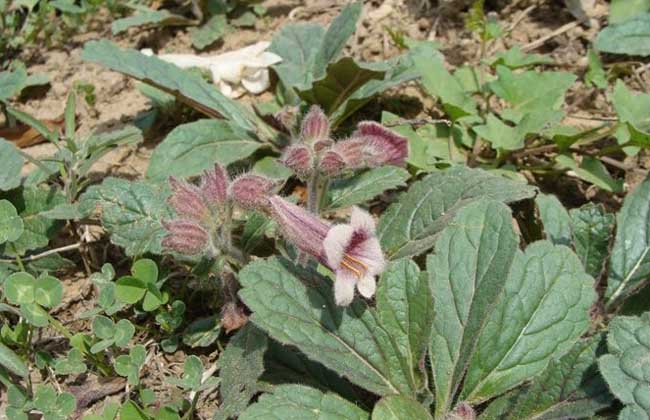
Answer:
357, 275, 376, 299
351, 235, 385, 277
334, 271, 357, 306
350, 206, 376, 234
323, 224, 354, 269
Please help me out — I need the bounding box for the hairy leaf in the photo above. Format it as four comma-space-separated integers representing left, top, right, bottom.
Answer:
378, 166, 536, 259
606, 179, 650, 305
0, 139, 23, 191
460, 241, 596, 402
570, 204, 614, 278
428, 200, 518, 417
596, 13, 650, 56
79, 178, 172, 256
599, 313, 650, 418
372, 396, 432, 420
214, 324, 268, 420
481, 335, 612, 420
239, 257, 431, 396
326, 167, 409, 211
536, 193, 572, 247
147, 119, 261, 180
239, 384, 369, 420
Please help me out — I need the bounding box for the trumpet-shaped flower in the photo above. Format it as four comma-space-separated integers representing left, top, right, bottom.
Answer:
268, 196, 385, 306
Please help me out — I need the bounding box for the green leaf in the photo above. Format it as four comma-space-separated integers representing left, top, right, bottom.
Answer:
142, 283, 164, 312
586, 49, 608, 89
0, 200, 23, 244
79, 178, 173, 256
239, 385, 369, 420
555, 154, 623, 192
0, 186, 65, 256
460, 241, 596, 403
4, 272, 35, 304
486, 46, 552, 69
21, 302, 49, 327
147, 119, 261, 180
115, 276, 148, 304
536, 193, 572, 247
428, 200, 518, 417
606, 179, 650, 305
0, 139, 23, 191
92, 316, 115, 340
54, 348, 87, 375
377, 166, 536, 259
489, 66, 576, 121
326, 167, 409, 211
81, 40, 259, 133
371, 396, 432, 420
7, 106, 59, 144
113, 319, 135, 347
313, 2, 362, 78
599, 313, 650, 418
132, 259, 158, 284
33, 274, 63, 308
610, 0, 650, 24
0, 67, 27, 101
481, 335, 612, 420
183, 315, 221, 348
214, 324, 268, 420
570, 204, 614, 278
473, 111, 563, 151
119, 401, 149, 420
111, 9, 193, 35
414, 53, 477, 119
239, 257, 430, 396
0, 343, 28, 378
612, 80, 650, 141
191, 14, 227, 50
596, 13, 650, 56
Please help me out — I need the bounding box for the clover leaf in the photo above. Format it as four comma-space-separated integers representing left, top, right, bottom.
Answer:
90, 316, 135, 354
4, 272, 63, 327
114, 344, 146, 385
115, 259, 168, 311
54, 348, 87, 375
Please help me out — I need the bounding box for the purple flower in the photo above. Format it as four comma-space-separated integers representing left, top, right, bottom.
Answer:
280, 144, 313, 177
323, 207, 385, 306
161, 220, 209, 255
200, 164, 228, 206
300, 105, 330, 144
168, 177, 209, 222
268, 196, 385, 306
229, 173, 276, 210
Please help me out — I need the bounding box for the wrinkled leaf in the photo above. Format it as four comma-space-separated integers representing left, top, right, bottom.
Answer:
555, 154, 623, 192
326, 166, 409, 211
372, 396, 432, 420
570, 203, 614, 278
536, 193, 572, 247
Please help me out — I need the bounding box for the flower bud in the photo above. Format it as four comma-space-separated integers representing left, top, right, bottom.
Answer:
168, 177, 209, 222
281, 144, 313, 177
200, 163, 228, 206
229, 173, 276, 210
161, 220, 209, 255
318, 149, 346, 176
353, 121, 408, 166
446, 403, 476, 420
221, 302, 248, 333
300, 105, 330, 144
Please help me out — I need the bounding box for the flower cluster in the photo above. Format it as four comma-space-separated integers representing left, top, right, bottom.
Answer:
280, 106, 409, 178
268, 196, 385, 306
162, 164, 275, 256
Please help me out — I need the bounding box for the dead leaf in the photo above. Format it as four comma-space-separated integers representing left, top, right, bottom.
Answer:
0, 118, 63, 148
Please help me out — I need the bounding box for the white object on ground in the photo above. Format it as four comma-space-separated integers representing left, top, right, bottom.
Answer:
141, 41, 282, 98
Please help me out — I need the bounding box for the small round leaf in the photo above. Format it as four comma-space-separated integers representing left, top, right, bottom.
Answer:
21, 303, 49, 327
131, 259, 158, 284
113, 319, 135, 347
0, 200, 23, 244
115, 276, 147, 304
34, 274, 63, 308
92, 316, 116, 340
4, 272, 36, 305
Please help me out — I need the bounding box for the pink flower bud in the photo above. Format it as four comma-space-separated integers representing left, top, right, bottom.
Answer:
446, 403, 476, 420
353, 121, 408, 166
281, 144, 313, 177
162, 220, 209, 255
221, 302, 248, 333
318, 149, 346, 176
300, 105, 330, 144
313, 137, 334, 153
168, 177, 209, 222
200, 164, 228, 206
229, 173, 276, 210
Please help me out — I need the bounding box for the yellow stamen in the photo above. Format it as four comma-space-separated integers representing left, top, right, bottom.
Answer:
341, 260, 362, 278
341, 255, 368, 279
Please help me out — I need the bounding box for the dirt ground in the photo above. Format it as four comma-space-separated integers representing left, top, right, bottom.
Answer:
3, 0, 648, 417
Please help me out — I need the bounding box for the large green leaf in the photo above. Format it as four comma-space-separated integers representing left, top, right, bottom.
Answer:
371, 396, 432, 420
326, 167, 409, 211
570, 204, 614, 278
377, 166, 536, 259
0, 138, 23, 191
0, 187, 65, 256
536, 193, 572, 247
239, 385, 369, 420
238, 257, 432, 396
111, 9, 193, 35
488, 66, 576, 121
413, 53, 477, 120
79, 178, 172, 256
428, 200, 518, 418
146, 119, 261, 180
611, 80, 650, 142
599, 313, 650, 418
481, 335, 612, 420
606, 179, 650, 305
214, 324, 268, 420
81, 40, 260, 133
460, 241, 596, 403
596, 13, 650, 56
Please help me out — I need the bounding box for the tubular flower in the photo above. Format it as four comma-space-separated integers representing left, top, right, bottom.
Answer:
280, 144, 313, 177
162, 164, 274, 256
300, 105, 331, 144
267, 196, 385, 306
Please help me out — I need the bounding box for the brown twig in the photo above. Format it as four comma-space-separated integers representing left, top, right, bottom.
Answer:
522, 21, 579, 52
